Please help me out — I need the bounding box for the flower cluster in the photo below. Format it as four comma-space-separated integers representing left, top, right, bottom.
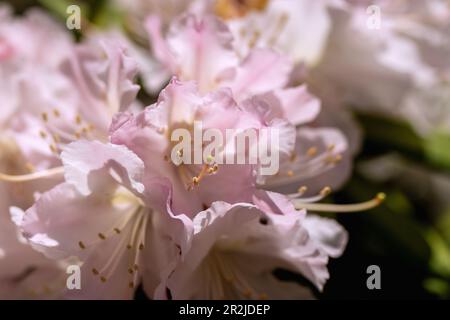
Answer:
4, 0, 448, 300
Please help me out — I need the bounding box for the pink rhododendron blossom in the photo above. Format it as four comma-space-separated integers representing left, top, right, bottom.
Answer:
110, 78, 296, 215
0, 7, 140, 299
14, 140, 192, 299
145, 13, 350, 194
156, 201, 347, 299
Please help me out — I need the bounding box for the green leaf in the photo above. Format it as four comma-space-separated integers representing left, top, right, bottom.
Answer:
424, 131, 450, 172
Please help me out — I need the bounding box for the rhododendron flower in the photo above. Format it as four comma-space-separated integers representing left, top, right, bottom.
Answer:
110, 78, 296, 215
145, 12, 351, 194
157, 201, 347, 299
13, 140, 192, 299
0, 7, 140, 299
13, 76, 376, 299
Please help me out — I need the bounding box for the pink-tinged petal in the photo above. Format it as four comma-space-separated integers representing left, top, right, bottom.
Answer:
140, 177, 194, 298
161, 202, 261, 299
227, 0, 332, 66
264, 213, 330, 291
252, 190, 301, 217
145, 15, 177, 73
162, 201, 335, 299
272, 85, 321, 126
163, 14, 238, 93
303, 214, 348, 258
61, 39, 140, 134
18, 182, 131, 259
1, 207, 66, 299
61, 140, 144, 196
264, 127, 351, 195
226, 48, 292, 101
239, 96, 297, 165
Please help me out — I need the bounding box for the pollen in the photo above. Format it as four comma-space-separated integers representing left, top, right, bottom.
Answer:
39, 130, 47, 139
307, 147, 317, 157
206, 154, 214, 163
49, 144, 57, 153
92, 268, 99, 275
192, 176, 200, 185
41, 112, 48, 122
98, 233, 106, 240
320, 186, 332, 197
297, 186, 307, 194
25, 163, 35, 173
259, 293, 268, 300
78, 241, 86, 249
53, 109, 60, 117
376, 192, 386, 203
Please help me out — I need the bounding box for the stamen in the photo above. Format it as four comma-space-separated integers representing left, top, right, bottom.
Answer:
320, 186, 332, 197
49, 144, 58, 154
98, 233, 106, 240
288, 186, 330, 203
294, 193, 386, 212
0, 166, 64, 182
297, 186, 307, 195
307, 147, 317, 157
39, 130, 47, 139
75, 115, 82, 125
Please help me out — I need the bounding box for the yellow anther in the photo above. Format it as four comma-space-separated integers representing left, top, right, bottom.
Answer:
49, 144, 57, 153
307, 147, 317, 157
320, 186, 332, 197
297, 186, 307, 194
39, 130, 47, 139
376, 193, 386, 203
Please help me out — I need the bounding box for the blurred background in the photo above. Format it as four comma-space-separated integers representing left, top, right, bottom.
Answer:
3, 0, 450, 299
